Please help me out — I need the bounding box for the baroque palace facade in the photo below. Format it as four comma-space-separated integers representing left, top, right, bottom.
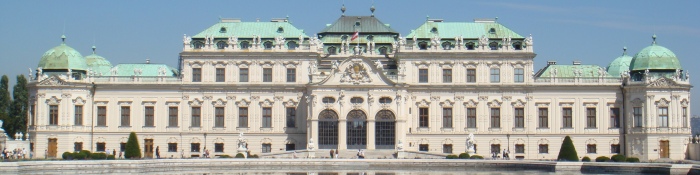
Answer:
27, 9, 691, 161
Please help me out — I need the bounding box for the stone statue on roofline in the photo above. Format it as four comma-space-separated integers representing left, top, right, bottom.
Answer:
28, 68, 33, 80
299, 34, 304, 45
525, 34, 533, 46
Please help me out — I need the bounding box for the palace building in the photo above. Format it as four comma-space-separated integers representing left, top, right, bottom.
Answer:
27, 6, 691, 160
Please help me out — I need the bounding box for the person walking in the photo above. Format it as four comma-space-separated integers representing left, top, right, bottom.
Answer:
155, 146, 160, 159
113, 149, 116, 157
329, 149, 334, 158
335, 149, 339, 159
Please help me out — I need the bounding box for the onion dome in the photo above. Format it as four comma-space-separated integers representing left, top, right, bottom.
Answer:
84, 46, 113, 76
37, 35, 88, 71
629, 35, 681, 71
606, 47, 633, 76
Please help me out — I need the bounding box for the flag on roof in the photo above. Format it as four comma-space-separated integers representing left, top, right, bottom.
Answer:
351, 31, 359, 41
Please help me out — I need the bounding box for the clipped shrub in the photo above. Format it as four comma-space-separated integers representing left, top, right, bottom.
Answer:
235, 153, 245, 158
626, 157, 640, 162
219, 155, 232, 158
581, 156, 591, 162
73, 152, 87, 160
458, 153, 470, 159
595, 156, 610, 162
79, 150, 91, 159
62, 152, 73, 160
125, 132, 141, 159
557, 136, 578, 161
446, 154, 458, 159
249, 154, 259, 158
470, 155, 484, 159
611, 154, 627, 162
91, 152, 107, 159
107, 155, 116, 160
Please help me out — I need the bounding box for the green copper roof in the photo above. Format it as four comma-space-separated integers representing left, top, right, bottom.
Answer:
85, 46, 113, 76
192, 20, 309, 38
537, 65, 612, 78
406, 21, 524, 39
319, 16, 398, 34
38, 36, 88, 71
606, 47, 633, 77
320, 35, 396, 43
629, 36, 681, 71
111, 63, 178, 77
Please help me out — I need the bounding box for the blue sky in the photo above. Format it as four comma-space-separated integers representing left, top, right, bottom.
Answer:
1, 0, 699, 111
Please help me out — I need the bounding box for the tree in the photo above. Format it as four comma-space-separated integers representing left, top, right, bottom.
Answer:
124, 132, 141, 159
0, 75, 10, 132
8, 75, 28, 138
557, 135, 579, 161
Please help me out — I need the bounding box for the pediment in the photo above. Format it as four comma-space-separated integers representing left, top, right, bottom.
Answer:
317, 58, 396, 86
37, 75, 68, 86
648, 77, 677, 87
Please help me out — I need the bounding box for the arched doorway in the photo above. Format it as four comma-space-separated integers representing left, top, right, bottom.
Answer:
347, 110, 367, 149
318, 110, 339, 149
375, 110, 396, 149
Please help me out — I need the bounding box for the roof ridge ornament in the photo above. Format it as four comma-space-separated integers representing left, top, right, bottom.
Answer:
341, 4, 346, 16
623, 46, 627, 55
61, 35, 66, 44
652, 34, 657, 45
370, 5, 375, 17
92, 46, 96, 54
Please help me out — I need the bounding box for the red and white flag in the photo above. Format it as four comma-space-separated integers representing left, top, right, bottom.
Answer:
351, 31, 359, 41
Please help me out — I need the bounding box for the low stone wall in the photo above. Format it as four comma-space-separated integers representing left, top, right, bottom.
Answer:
0, 159, 692, 175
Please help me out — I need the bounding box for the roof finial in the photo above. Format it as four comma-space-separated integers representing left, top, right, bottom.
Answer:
61, 35, 66, 44
652, 34, 657, 45
92, 45, 96, 54
370, 4, 375, 17
341, 4, 346, 16
622, 46, 627, 55
426, 15, 430, 21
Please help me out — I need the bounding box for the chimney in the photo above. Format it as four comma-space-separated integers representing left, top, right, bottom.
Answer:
547, 61, 557, 65
573, 60, 581, 65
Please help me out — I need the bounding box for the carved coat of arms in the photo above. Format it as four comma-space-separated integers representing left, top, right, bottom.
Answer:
340, 62, 372, 85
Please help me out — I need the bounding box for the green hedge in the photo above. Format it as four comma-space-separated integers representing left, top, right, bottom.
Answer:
235, 153, 245, 158
219, 155, 232, 158
249, 154, 259, 158
458, 153, 470, 159
557, 136, 578, 161
611, 154, 627, 162
62, 152, 73, 160
79, 150, 91, 160
470, 155, 484, 159
595, 156, 610, 162
446, 154, 458, 159
582, 156, 591, 162
91, 152, 107, 159
626, 157, 640, 162
107, 155, 116, 160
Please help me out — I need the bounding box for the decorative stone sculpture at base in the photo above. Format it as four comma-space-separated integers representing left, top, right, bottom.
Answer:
237, 132, 248, 158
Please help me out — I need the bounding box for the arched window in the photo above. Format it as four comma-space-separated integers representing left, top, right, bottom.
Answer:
378, 47, 388, 55
442, 42, 452, 50
263, 41, 273, 49
513, 42, 523, 50
322, 97, 336, 104
350, 97, 364, 104
287, 41, 298, 50
466, 42, 475, 50
375, 110, 395, 149
379, 97, 392, 104
193, 41, 204, 49
216, 41, 228, 49
219, 27, 227, 33
489, 42, 499, 50
240, 41, 250, 49
418, 41, 428, 50
318, 109, 339, 149
327, 46, 337, 55
347, 110, 367, 149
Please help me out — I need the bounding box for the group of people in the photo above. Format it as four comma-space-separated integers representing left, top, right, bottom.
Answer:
356, 149, 365, 159
2, 148, 30, 160
329, 149, 339, 158
491, 149, 510, 159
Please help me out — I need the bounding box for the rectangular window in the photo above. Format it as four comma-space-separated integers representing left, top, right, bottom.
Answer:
515, 144, 525, 154
74, 142, 83, 152
96, 142, 106, 152
419, 69, 428, 83
286, 144, 296, 151
562, 108, 572, 128
491, 144, 501, 155
514, 108, 524, 128
262, 143, 271, 153
216, 68, 225, 82
74, 105, 83, 126
633, 107, 642, 127
120, 143, 126, 152
467, 108, 477, 128
490, 108, 500, 128
442, 108, 452, 128
419, 144, 429, 152
286, 68, 296, 82
539, 144, 548, 154
239, 107, 248, 128
587, 108, 596, 128
658, 107, 668, 127
191, 107, 201, 127
168, 143, 177, 152
490, 68, 500, 83
683, 107, 688, 128
121, 106, 130, 127
514, 68, 524, 83
192, 68, 201, 82
30, 104, 35, 126
442, 69, 452, 83
611, 144, 620, 154
587, 144, 597, 154
610, 108, 620, 128
286, 107, 296, 128
239, 68, 249, 82
168, 107, 178, 127
262, 107, 272, 128
263, 68, 272, 82
215, 143, 224, 153
466, 69, 476, 83
419, 108, 429, 128
191, 143, 201, 152
443, 144, 453, 154
49, 105, 58, 125
144, 106, 154, 127
215, 107, 225, 128
97, 106, 106, 126
538, 108, 548, 128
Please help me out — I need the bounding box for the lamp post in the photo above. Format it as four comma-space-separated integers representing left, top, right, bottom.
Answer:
506, 134, 510, 157
204, 133, 207, 152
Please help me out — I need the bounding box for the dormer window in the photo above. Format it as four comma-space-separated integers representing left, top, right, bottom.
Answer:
489, 42, 499, 50
350, 97, 364, 104
442, 42, 452, 50
466, 42, 475, 50
328, 46, 337, 55
378, 47, 388, 55
513, 42, 523, 50
418, 41, 428, 50
240, 41, 250, 49
341, 35, 348, 41
355, 21, 361, 26
322, 97, 336, 104
219, 27, 227, 33
216, 41, 228, 49
431, 27, 438, 33
193, 41, 204, 49
287, 41, 298, 50
277, 27, 284, 33
489, 28, 496, 34
379, 97, 392, 104
263, 41, 273, 49
367, 35, 374, 41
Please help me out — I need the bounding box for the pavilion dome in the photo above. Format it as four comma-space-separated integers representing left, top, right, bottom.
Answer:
606, 47, 633, 76
629, 35, 681, 71
84, 46, 113, 76
37, 35, 88, 71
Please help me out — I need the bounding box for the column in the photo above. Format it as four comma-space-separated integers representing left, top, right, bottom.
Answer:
339, 119, 347, 150
367, 120, 375, 149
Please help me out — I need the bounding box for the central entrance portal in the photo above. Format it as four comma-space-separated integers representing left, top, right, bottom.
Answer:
318, 110, 339, 149
347, 110, 367, 149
